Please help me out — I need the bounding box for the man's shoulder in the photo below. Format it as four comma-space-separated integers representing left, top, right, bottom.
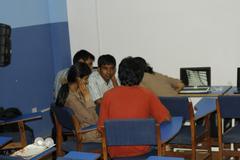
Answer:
102, 86, 120, 97
56, 68, 69, 77
138, 85, 153, 94
89, 70, 99, 79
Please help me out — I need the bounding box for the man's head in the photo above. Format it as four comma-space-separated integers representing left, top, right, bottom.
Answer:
134, 57, 154, 74
118, 57, 144, 86
98, 54, 116, 82
67, 62, 91, 84
73, 50, 95, 69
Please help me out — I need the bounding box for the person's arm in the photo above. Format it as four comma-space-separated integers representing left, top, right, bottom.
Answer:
163, 74, 185, 91
79, 80, 92, 103
174, 81, 185, 92
95, 98, 102, 107
66, 96, 97, 125
111, 75, 119, 87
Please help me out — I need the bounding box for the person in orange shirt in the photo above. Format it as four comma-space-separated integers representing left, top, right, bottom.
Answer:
98, 57, 171, 158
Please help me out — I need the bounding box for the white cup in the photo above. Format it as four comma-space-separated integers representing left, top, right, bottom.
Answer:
34, 137, 45, 146
44, 137, 54, 147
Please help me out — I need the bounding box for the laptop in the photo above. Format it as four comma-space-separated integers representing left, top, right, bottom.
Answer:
179, 86, 210, 94
234, 68, 240, 94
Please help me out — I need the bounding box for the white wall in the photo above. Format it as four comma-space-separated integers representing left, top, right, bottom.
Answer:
67, 0, 240, 85
66, 0, 100, 64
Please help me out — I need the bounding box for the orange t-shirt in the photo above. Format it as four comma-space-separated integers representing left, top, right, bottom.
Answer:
98, 86, 170, 158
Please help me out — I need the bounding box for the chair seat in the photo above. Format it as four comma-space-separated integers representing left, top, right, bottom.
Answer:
169, 125, 205, 145
112, 148, 157, 160
223, 124, 240, 143
62, 140, 101, 152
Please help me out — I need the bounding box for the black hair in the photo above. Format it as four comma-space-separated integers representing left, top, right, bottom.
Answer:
55, 84, 69, 107
67, 62, 91, 82
73, 50, 95, 64
97, 54, 116, 67
55, 63, 91, 106
118, 57, 144, 86
134, 57, 154, 74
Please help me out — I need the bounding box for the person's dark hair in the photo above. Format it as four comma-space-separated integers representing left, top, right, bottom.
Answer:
97, 54, 116, 68
134, 57, 154, 74
55, 63, 91, 106
55, 84, 69, 107
67, 62, 91, 82
73, 50, 95, 64
118, 57, 144, 86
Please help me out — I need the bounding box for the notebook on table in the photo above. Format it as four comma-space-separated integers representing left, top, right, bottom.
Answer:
11, 143, 55, 159
234, 68, 240, 94
179, 86, 210, 94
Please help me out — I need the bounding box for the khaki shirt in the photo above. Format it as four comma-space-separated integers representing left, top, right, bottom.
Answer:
65, 90, 100, 142
140, 72, 183, 96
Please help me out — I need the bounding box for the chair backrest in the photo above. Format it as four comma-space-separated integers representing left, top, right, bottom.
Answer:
180, 67, 211, 86
104, 119, 159, 146
218, 96, 240, 118
159, 97, 190, 121
51, 105, 83, 156
51, 105, 75, 131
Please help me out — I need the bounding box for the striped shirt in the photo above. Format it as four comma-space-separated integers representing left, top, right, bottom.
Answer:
54, 68, 69, 99
88, 71, 114, 101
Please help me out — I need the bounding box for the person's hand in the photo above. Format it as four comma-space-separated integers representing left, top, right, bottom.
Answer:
176, 82, 185, 92
111, 76, 118, 87
78, 80, 91, 102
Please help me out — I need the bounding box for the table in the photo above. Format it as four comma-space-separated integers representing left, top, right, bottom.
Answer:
160, 116, 183, 143
178, 86, 232, 97
223, 86, 240, 95
0, 112, 42, 149
194, 97, 216, 120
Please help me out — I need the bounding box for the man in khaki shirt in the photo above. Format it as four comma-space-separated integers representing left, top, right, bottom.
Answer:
134, 57, 184, 96
141, 72, 184, 96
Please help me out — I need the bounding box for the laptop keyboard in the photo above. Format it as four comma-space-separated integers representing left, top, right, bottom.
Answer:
234, 89, 240, 94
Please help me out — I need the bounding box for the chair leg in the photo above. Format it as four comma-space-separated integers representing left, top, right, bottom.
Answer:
160, 144, 166, 156
191, 143, 196, 160
18, 121, 27, 147
206, 114, 212, 159
206, 137, 212, 160
76, 142, 83, 151
234, 144, 240, 160
56, 127, 64, 156
218, 142, 223, 160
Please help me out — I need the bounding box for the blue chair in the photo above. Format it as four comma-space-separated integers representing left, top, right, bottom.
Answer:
0, 112, 42, 150
101, 117, 183, 160
147, 156, 184, 160
51, 106, 101, 156
217, 96, 240, 160
159, 97, 212, 160
57, 151, 100, 160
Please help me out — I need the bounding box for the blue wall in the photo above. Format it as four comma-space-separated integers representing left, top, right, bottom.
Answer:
0, 0, 71, 137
